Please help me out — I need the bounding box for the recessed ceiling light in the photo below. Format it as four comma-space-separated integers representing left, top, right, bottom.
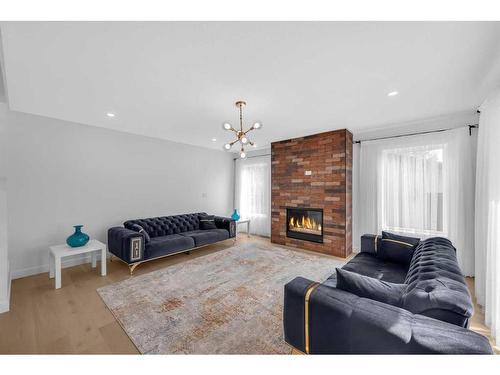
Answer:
211, 138, 217, 142
387, 91, 399, 97
106, 112, 115, 118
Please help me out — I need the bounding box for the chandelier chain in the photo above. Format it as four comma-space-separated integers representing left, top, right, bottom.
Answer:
239, 103, 243, 132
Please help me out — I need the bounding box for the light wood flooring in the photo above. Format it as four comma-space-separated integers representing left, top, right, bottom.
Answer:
0, 236, 497, 354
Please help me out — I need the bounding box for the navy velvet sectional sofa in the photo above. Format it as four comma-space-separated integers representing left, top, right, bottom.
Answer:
108, 213, 236, 274
283, 233, 493, 354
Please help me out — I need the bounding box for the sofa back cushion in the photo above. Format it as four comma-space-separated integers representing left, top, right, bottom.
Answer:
377, 231, 420, 265
124, 213, 205, 238
401, 237, 473, 327
336, 268, 405, 307
198, 214, 218, 230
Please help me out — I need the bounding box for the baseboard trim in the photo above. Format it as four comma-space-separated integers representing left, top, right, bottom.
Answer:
0, 299, 8, 313
11, 253, 95, 280
0, 262, 10, 314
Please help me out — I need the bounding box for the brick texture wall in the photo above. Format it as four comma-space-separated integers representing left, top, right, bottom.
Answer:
271, 129, 352, 258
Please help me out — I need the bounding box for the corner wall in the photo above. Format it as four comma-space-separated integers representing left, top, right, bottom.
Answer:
0, 103, 9, 311
0, 178, 9, 313
3, 106, 234, 279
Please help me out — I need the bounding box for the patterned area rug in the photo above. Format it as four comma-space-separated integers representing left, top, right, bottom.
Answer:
97, 242, 344, 354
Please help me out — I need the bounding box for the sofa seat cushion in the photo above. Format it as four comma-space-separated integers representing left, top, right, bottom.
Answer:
180, 229, 229, 247
145, 234, 195, 260
342, 252, 408, 284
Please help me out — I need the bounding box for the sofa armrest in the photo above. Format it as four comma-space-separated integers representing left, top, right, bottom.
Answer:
108, 227, 145, 264
361, 234, 380, 254
214, 216, 236, 238
283, 277, 493, 354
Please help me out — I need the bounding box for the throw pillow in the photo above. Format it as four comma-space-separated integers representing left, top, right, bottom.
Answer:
378, 231, 420, 265
198, 214, 217, 230
336, 268, 405, 307
130, 223, 151, 243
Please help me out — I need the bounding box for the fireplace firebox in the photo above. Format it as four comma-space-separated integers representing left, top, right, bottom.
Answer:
286, 207, 323, 243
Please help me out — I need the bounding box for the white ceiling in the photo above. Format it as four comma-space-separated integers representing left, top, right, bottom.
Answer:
1, 22, 499, 151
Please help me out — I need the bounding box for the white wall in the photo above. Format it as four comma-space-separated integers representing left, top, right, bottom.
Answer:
0, 103, 9, 311
2, 105, 234, 279
0, 179, 8, 312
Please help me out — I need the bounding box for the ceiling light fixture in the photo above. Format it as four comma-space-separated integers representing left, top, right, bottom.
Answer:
222, 101, 263, 158
387, 91, 399, 97
212, 138, 217, 142
107, 112, 115, 117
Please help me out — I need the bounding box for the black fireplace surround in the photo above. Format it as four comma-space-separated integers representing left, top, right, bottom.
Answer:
286, 207, 323, 243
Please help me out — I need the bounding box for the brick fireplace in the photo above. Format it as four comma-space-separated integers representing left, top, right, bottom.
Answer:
271, 129, 352, 258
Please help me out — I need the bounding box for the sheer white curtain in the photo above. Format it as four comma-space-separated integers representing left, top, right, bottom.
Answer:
380, 144, 444, 236
235, 155, 271, 236
475, 89, 500, 345
358, 127, 476, 275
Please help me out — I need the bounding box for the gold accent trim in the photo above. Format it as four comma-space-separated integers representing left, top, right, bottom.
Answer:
374, 235, 378, 252
128, 263, 140, 275
381, 238, 414, 247
304, 282, 319, 354
112, 237, 236, 275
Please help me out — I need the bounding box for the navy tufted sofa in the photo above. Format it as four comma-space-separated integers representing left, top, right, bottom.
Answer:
108, 213, 236, 274
283, 234, 493, 354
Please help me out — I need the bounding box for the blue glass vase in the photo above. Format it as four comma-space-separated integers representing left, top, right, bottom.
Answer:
66, 225, 90, 248
231, 209, 240, 221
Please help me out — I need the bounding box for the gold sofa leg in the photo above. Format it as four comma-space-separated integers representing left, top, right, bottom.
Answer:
129, 262, 140, 275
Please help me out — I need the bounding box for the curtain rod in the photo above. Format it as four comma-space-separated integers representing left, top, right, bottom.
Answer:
353, 124, 478, 144
233, 153, 271, 160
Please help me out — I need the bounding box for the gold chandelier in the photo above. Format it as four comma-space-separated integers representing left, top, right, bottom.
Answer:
222, 100, 263, 158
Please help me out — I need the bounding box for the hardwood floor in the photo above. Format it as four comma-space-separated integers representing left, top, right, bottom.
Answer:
466, 278, 499, 353
0, 236, 497, 354
0, 235, 261, 354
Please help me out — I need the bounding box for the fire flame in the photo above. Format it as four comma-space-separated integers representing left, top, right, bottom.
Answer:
289, 215, 322, 232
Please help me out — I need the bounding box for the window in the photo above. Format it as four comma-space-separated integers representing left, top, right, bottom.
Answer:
235, 156, 271, 237
380, 144, 445, 236
239, 162, 269, 218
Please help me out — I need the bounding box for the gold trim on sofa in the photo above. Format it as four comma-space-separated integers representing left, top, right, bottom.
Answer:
304, 282, 319, 354
381, 238, 414, 247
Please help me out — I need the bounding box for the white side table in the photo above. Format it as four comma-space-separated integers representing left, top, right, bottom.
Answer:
236, 219, 251, 237
49, 239, 107, 289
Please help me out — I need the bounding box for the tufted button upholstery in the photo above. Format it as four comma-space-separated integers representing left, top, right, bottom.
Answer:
400, 237, 473, 327
124, 213, 206, 238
